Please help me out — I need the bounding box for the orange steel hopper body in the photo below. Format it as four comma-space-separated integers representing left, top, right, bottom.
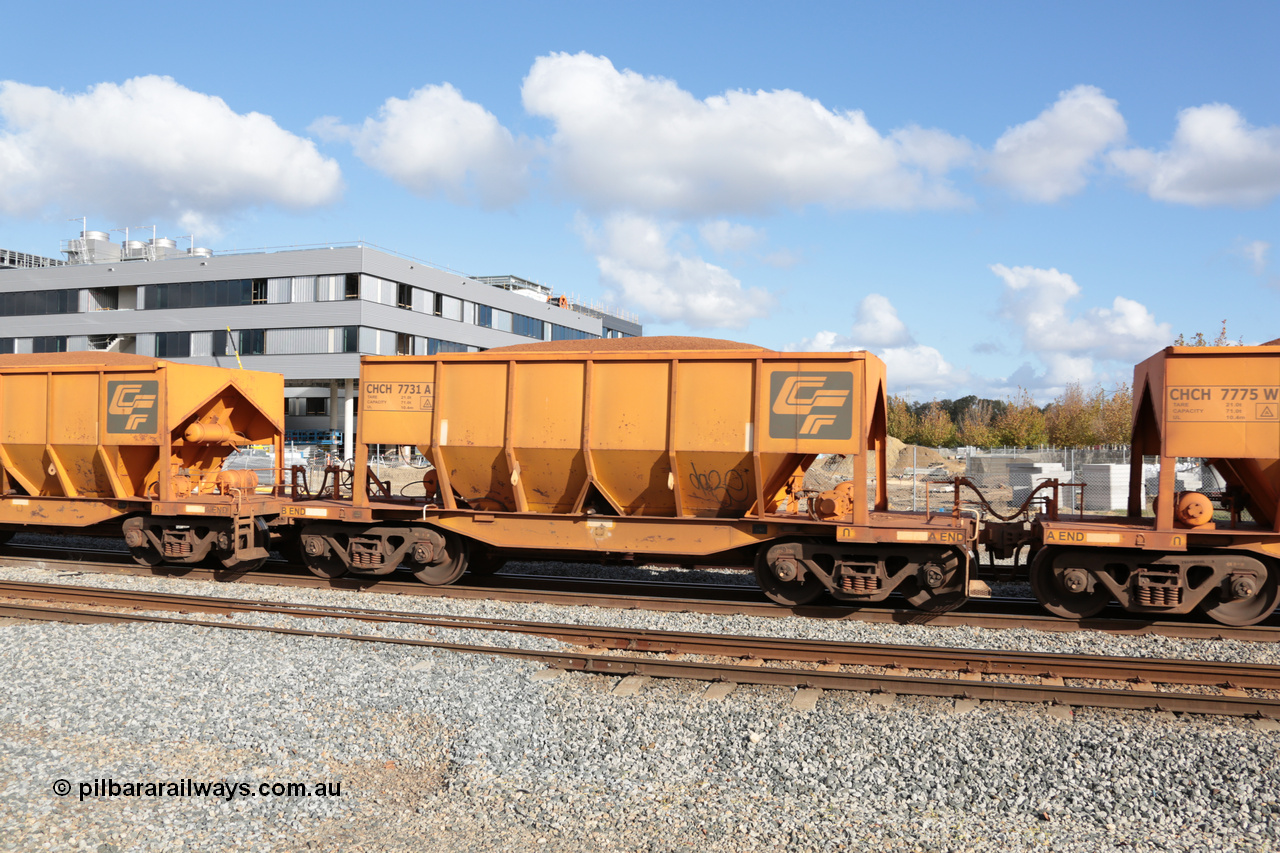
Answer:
1031, 343, 1280, 625
0, 352, 285, 569
358, 344, 886, 521
287, 339, 975, 608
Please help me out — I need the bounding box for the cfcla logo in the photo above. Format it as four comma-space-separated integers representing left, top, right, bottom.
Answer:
107, 381, 158, 433
769, 372, 853, 440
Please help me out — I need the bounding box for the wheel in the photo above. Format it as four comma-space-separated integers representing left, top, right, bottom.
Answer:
1201, 562, 1280, 626
904, 549, 967, 612
1029, 547, 1110, 619
123, 520, 163, 567
411, 529, 469, 586
753, 543, 825, 606
300, 533, 349, 579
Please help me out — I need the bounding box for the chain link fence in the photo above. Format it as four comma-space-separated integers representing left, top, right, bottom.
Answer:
804, 446, 1232, 521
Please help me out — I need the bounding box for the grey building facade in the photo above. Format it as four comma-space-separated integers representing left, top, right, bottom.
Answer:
0, 233, 641, 450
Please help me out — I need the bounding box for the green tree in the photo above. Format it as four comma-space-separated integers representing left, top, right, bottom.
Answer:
914, 402, 958, 447
992, 388, 1048, 447
1098, 382, 1132, 445
886, 395, 918, 444
957, 400, 999, 447
1045, 382, 1098, 447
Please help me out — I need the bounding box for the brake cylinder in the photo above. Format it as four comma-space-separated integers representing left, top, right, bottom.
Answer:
184, 422, 245, 444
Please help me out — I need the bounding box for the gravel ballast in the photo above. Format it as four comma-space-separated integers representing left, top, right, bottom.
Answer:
2, 560, 1279, 851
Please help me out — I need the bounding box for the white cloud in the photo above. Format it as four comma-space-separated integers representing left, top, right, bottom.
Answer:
698, 220, 762, 253
580, 213, 774, 329
1111, 103, 1280, 207
1235, 239, 1271, 275
312, 83, 529, 207
793, 294, 968, 395
793, 330, 845, 352
986, 85, 1126, 202
991, 263, 1172, 380
795, 293, 911, 350
0, 76, 342, 225
522, 52, 973, 216
879, 344, 971, 395
850, 293, 912, 348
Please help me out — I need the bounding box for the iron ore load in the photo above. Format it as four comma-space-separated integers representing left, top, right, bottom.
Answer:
1, 337, 1279, 626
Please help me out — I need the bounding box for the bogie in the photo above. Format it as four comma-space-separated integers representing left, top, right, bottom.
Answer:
296, 523, 469, 585
1030, 547, 1280, 626
753, 539, 970, 611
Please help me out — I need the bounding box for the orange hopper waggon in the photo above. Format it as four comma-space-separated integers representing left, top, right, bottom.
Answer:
1026, 341, 1280, 626
2, 337, 1280, 626
0, 352, 285, 571
289, 337, 975, 612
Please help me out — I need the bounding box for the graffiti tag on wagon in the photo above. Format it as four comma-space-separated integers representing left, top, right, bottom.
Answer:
363, 381, 434, 413
687, 463, 750, 504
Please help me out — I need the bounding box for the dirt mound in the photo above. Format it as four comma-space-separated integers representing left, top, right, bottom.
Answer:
885, 435, 906, 471
889, 443, 964, 476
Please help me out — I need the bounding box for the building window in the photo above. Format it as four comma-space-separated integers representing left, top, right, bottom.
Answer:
251, 279, 268, 305
239, 329, 266, 356
396, 333, 412, 355
551, 324, 596, 341
155, 331, 191, 358
397, 283, 413, 310
0, 338, 13, 354
0, 289, 78, 317
425, 338, 468, 355
432, 293, 443, 316
344, 273, 360, 299
287, 397, 329, 417
475, 305, 492, 328
143, 280, 252, 310
512, 314, 544, 339
341, 326, 359, 353
33, 336, 67, 353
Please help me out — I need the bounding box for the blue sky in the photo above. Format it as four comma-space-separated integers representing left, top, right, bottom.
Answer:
2, 1, 1277, 401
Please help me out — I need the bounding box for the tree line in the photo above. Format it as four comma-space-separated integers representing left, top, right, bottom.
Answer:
888, 383, 1133, 448
889, 323, 1246, 448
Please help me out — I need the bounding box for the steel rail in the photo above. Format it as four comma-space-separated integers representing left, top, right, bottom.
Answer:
3, 544, 1279, 642
2, 579, 1278, 691
0, 598, 1274, 719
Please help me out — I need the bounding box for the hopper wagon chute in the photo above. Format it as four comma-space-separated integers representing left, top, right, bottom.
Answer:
0, 352, 285, 570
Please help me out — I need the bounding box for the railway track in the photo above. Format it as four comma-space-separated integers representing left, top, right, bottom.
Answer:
3, 542, 1279, 642
1, 579, 1277, 719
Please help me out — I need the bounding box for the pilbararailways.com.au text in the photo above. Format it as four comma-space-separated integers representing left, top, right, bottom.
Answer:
52, 778, 342, 802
